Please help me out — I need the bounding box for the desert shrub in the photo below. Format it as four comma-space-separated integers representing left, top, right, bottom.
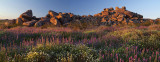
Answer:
28, 43, 99, 62
121, 29, 143, 41
13, 54, 26, 62
67, 19, 99, 30
139, 32, 160, 49
67, 20, 86, 30
25, 51, 50, 62
126, 30, 160, 49
0, 24, 21, 29
107, 28, 160, 49
0, 51, 8, 62
110, 29, 143, 41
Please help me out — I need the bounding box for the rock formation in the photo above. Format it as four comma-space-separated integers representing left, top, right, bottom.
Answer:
5, 6, 158, 27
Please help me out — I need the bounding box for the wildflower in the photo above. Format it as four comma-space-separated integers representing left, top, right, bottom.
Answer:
134, 54, 137, 60
102, 55, 104, 59
149, 56, 152, 61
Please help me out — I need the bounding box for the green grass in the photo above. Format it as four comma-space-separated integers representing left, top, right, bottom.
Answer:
0, 20, 10, 25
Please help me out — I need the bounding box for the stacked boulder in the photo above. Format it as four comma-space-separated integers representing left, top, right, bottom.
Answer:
34, 10, 74, 27
17, 10, 33, 25
16, 10, 40, 27
94, 6, 143, 25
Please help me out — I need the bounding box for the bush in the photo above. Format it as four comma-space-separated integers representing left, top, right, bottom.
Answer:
25, 51, 50, 62
28, 43, 99, 62
110, 29, 143, 41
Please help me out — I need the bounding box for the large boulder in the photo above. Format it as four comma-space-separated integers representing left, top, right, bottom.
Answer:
40, 17, 50, 22
117, 14, 126, 18
115, 7, 119, 10
56, 13, 72, 24
23, 20, 38, 27
50, 17, 61, 26
117, 17, 124, 22
34, 17, 51, 27
19, 10, 33, 21
114, 7, 126, 14
32, 16, 39, 20
21, 18, 29, 22
48, 10, 58, 17
101, 17, 108, 22
101, 11, 110, 16
122, 6, 126, 11
117, 14, 126, 22
124, 11, 134, 18
16, 18, 23, 25
34, 20, 44, 27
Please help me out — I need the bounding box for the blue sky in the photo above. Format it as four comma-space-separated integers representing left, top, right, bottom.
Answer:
0, 0, 160, 19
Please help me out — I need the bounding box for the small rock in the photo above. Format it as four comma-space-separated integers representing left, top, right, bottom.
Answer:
48, 10, 58, 17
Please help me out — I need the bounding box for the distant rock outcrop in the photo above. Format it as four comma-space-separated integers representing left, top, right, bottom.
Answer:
5, 6, 158, 27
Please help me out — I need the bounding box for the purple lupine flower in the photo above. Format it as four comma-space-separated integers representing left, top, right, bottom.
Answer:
122, 60, 124, 62
143, 58, 145, 62
126, 47, 129, 51
120, 58, 122, 62
138, 58, 140, 62
102, 54, 104, 59
110, 53, 113, 57
136, 46, 138, 50
146, 49, 149, 53
156, 51, 159, 55
134, 54, 137, 60
116, 54, 118, 61
149, 56, 152, 61
134, 49, 136, 55
152, 52, 154, 57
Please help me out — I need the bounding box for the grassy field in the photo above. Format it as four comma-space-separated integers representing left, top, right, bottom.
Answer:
0, 20, 11, 25
0, 24, 159, 62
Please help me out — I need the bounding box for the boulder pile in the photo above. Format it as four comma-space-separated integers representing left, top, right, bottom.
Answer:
94, 6, 143, 25
5, 6, 156, 27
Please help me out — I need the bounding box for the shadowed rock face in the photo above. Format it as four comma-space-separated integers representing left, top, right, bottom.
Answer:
19, 10, 33, 21
23, 20, 38, 27
48, 10, 59, 17
15, 10, 33, 25
6, 6, 158, 27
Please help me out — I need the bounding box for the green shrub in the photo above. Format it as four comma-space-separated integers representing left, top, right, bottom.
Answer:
25, 51, 50, 62
110, 29, 143, 41
27, 43, 99, 62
